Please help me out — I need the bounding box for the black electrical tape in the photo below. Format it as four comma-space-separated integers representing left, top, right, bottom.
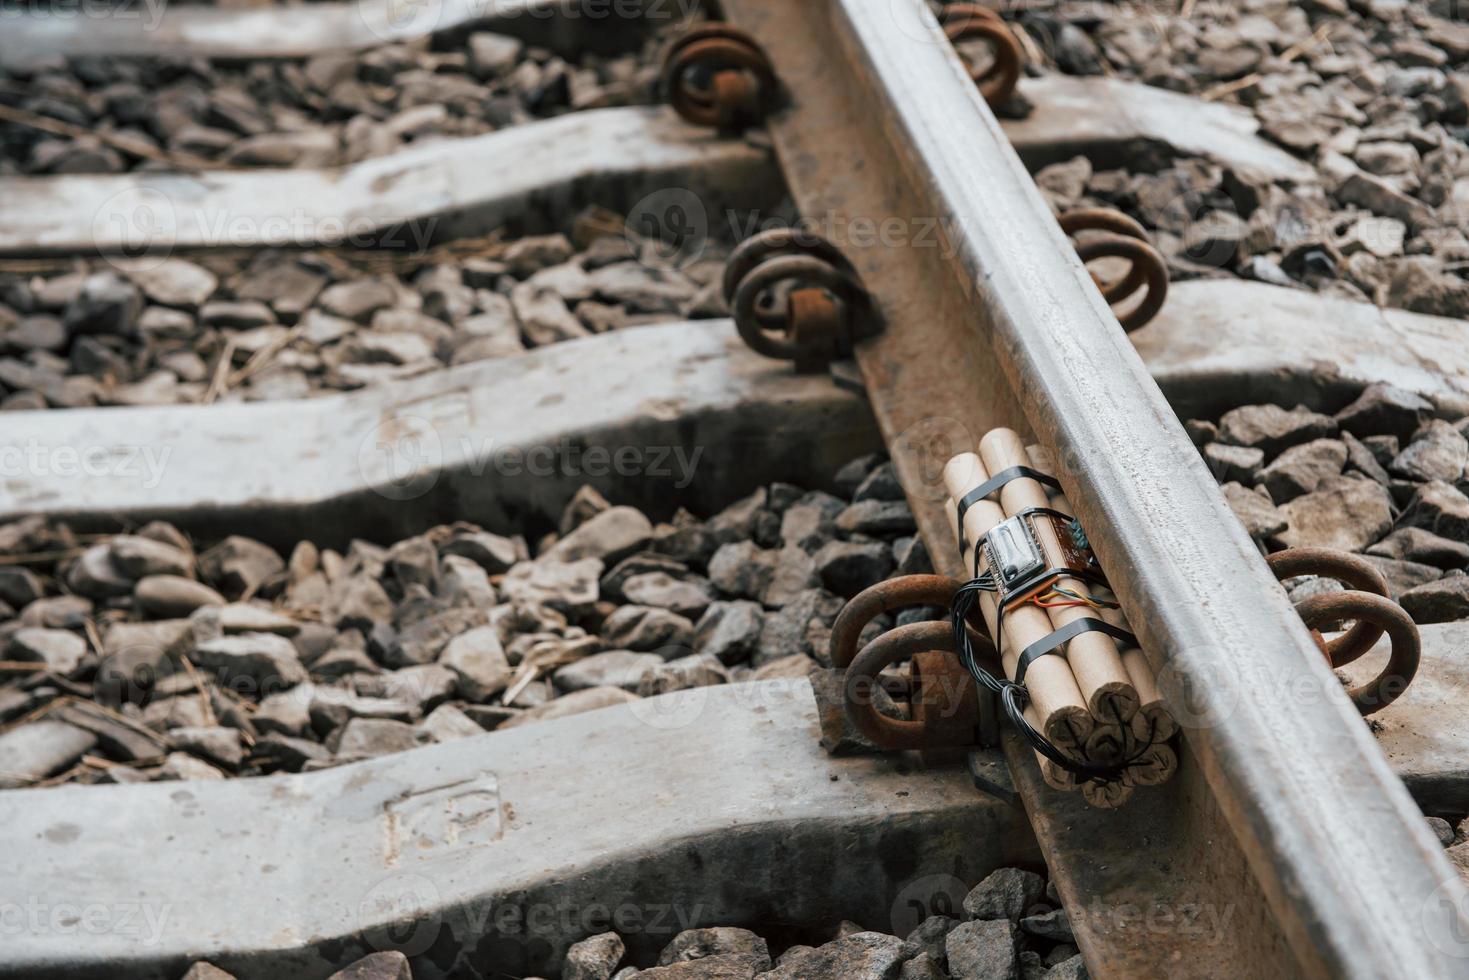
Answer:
1014, 617, 1138, 686
955, 465, 1062, 525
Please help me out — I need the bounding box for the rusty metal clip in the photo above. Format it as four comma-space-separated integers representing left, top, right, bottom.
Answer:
941, 4, 1026, 108
1268, 547, 1421, 715
722, 228, 878, 372
660, 24, 777, 131
1059, 208, 1170, 333
830, 575, 998, 751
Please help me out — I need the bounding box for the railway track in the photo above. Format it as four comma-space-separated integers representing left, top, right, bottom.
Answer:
2, 1, 1469, 978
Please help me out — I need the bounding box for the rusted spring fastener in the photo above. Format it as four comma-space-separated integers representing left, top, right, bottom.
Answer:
831, 575, 997, 750
1059, 208, 1169, 332
1268, 547, 1420, 715
660, 24, 776, 131
941, 4, 1025, 108
722, 228, 877, 372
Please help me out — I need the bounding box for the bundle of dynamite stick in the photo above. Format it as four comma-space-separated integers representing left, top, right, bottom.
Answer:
943, 427, 1178, 809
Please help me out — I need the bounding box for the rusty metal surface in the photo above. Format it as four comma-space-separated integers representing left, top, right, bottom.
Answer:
712, 1, 1469, 976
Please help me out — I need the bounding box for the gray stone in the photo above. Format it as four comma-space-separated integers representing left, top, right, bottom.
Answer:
1390, 420, 1468, 483
1400, 574, 1469, 624
497, 687, 639, 729
330, 576, 394, 631
441, 529, 519, 574
7, 627, 86, 676
1020, 909, 1074, 943
0, 720, 96, 788
63, 272, 141, 336
963, 868, 1046, 923
543, 506, 653, 564
600, 605, 694, 653
197, 536, 284, 599
179, 963, 237, 980
899, 952, 948, 980
1218, 404, 1337, 456
512, 283, 590, 346
1387, 257, 1469, 319
326, 951, 412, 980
694, 601, 765, 665
1336, 172, 1435, 227
780, 494, 845, 551
439, 626, 512, 701
501, 559, 603, 616
191, 633, 307, 692
1259, 439, 1347, 502
318, 279, 398, 323
109, 535, 193, 579
708, 541, 775, 600
439, 555, 496, 608
0, 566, 42, 607
588, 262, 697, 315
504, 235, 575, 277
1367, 528, 1469, 569
254, 733, 331, 772
1278, 479, 1394, 552
157, 752, 226, 781
65, 544, 133, 599
764, 932, 906, 980
814, 540, 895, 597
168, 726, 245, 769
333, 718, 425, 759
554, 650, 664, 693
621, 572, 713, 619
657, 927, 771, 970
1204, 443, 1264, 484
946, 919, 1019, 980
1362, 556, 1443, 600
418, 703, 486, 742
468, 32, 525, 79
1428, 816, 1456, 848
756, 589, 845, 665
135, 575, 226, 617
118, 259, 218, 310
1339, 384, 1427, 443
636, 652, 730, 697
200, 301, 275, 330
635, 953, 760, 978
762, 546, 820, 607
1342, 431, 1392, 485
95, 619, 193, 704
1044, 954, 1088, 980
835, 500, 916, 536
901, 916, 961, 963
1400, 481, 1469, 543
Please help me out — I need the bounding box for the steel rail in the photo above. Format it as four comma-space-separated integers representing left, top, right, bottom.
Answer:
713, 0, 1469, 976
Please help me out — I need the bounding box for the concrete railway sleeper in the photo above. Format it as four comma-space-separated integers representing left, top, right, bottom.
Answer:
4, 1, 1469, 979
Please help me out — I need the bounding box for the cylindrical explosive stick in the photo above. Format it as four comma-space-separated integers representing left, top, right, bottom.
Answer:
943, 455, 1094, 757
1025, 705, 1079, 793
979, 429, 1139, 730
1024, 444, 1179, 747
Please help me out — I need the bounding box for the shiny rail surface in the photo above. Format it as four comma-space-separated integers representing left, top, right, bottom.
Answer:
713, 0, 1469, 976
